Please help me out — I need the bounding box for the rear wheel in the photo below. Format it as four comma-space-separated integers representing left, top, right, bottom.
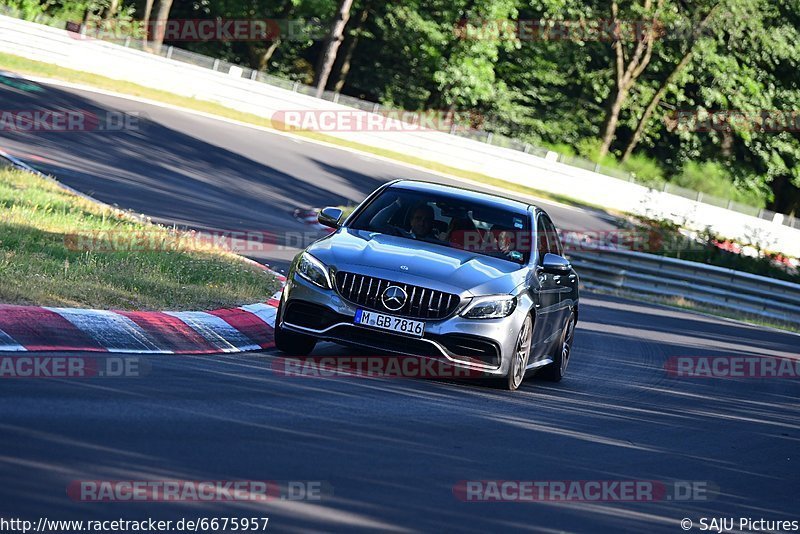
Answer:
274, 301, 317, 356
502, 314, 532, 391
539, 310, 575, 382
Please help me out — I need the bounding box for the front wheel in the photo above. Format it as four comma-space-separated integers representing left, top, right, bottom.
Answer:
274, 302, 317, 356
274, 324, 317, 356
539, 310, 575, 382
502, 314, 532, 391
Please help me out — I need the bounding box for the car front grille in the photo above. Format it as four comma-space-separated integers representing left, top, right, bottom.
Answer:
334, 271, 461, 320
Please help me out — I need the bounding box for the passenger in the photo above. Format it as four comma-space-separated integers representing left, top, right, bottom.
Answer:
492, 225, 522, 262
498, 229, 514, 255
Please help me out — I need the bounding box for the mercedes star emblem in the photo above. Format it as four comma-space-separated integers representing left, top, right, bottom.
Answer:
381, 286, 407, 311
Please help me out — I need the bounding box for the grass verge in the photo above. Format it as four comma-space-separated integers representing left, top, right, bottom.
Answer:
0, 51, 616, 216
0, 167, 280, 310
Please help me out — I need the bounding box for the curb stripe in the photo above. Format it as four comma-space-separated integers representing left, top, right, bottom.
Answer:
116, 311, 217, 354
209, 308, 274, 349
266, 288, 283, 309
45, 308, 163, 353
240, 303, 278, 329
0, 302, 281, 354
0, 327, 25, 352
0, 305, 107, 352
165, 311, 261, 352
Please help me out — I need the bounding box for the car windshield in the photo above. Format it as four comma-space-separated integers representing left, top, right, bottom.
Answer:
348, 187, 532, 265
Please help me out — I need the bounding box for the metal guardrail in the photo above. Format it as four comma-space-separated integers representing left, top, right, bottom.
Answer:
566, 246, 800, 326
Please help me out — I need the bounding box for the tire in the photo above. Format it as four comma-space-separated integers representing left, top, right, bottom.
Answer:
501, 314, 533, 391
274, 302, 317, 356
539, 310, 575, 382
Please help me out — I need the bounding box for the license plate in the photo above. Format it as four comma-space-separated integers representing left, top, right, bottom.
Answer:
354, 309, 425, 337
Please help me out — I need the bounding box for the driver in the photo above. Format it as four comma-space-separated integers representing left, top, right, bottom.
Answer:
369, 199, 444, 243
409, 203, 436, 239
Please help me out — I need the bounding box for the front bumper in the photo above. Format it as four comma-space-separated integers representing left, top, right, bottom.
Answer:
278, 273, 528, 376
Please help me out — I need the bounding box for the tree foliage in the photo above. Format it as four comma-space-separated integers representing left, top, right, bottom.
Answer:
11, 0, 800, 213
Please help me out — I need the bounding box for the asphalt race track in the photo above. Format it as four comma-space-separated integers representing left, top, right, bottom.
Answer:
1, 76, 799, 533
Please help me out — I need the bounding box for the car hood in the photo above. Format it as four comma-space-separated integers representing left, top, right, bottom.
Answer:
307, 229, 526, 296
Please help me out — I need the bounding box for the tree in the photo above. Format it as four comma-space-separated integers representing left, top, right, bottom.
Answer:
431, 0, 518, 113
141, 0, 154, 48
620, 2, 721, 161
254, 0, 297, 71
314, 0, 355, 97
331, 1, 370, 93
597, 0, 664, 157
150, 0, 174, 54
103, 0, 120, 20
625, 0, 800, 211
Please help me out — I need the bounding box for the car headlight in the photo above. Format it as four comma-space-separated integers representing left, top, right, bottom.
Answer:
460, 295, 517, 319
295, 252, 332, 289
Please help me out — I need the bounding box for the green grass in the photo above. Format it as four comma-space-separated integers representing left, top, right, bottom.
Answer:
0, 167, 280, 310
0, 51, 617, 216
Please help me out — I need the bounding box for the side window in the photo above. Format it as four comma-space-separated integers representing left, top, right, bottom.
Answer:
536, 216, 552, 264
542, 216, 563, 256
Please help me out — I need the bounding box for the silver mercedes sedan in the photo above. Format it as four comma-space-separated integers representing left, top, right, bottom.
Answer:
274, 180, 579, 390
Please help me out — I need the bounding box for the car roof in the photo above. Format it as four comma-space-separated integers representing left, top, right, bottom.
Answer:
389, 180, 535, 214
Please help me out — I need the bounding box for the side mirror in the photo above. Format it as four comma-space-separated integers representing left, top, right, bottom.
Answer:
542, 253, 571, 274
318, 207, 344, 229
